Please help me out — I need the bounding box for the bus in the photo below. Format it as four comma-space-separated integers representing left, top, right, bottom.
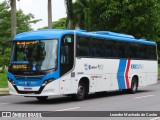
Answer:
7, 29, 158, 101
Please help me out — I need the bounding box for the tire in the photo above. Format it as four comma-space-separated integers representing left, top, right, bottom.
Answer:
72, 82, 86, 101
36, 96, 48, 101
129, 77, 138, 94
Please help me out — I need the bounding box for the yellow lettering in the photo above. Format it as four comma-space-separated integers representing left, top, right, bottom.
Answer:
16, 41, 35, 45
12, 65, 27, 69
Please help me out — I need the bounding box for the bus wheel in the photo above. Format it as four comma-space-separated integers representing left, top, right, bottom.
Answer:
36, 96, 48, 101
72, 82, 86, 101
130, 77, 138, 94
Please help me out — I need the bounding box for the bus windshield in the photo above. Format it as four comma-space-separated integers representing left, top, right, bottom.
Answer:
10, 39, 58, 71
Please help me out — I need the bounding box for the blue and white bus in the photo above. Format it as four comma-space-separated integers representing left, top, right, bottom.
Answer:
8, 29, 158, 101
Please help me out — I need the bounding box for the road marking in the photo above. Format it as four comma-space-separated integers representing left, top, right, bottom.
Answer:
0, 103, 10, 105
134, 95, 155, 99
56, 107, 80, 111
0, 96, 10, 98
150, 117, 160, 120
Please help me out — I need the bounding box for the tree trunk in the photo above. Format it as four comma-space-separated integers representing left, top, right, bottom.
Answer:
65, 0, 74, 30
48, 0, 52, 29
11, 0, 17, 38
68, 20, 74, 30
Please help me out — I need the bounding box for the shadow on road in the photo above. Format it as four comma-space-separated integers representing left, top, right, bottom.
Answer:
84, 89, 153, 102
14, 89, 153, 105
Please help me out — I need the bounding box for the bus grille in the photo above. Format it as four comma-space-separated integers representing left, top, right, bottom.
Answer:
15, 76, 43, 81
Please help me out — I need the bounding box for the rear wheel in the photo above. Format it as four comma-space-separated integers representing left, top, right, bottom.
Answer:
129, 77, 138, 94
36, 96, 48, 101
72, 82, 86, 101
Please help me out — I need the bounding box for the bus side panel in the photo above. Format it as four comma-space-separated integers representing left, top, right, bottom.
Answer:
146, 60, 158, 86
129, 60, 157, 87
74, 58, 120, 93
74, 58, 157, 93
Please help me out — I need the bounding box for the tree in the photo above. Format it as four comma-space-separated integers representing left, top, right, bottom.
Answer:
95, 0, 160, 40
52, 18, 67, 29
73, 0, 91, 30
73, 0, 160, 41
65, 0, 74, 29
17, 10, 41, 33
39, 17, 67, 29
0, 1, 40, 72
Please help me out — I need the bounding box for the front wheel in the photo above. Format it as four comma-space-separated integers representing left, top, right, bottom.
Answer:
129, 78, 138, 94
72, 82, 86, 101
36, 96, 48, 101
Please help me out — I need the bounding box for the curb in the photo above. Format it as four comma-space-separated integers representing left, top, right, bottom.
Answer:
0, 88, 10, 96
0, 93, 10, 96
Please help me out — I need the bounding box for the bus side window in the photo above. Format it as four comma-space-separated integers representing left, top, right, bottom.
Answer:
91, 38, 104, 57
76, 36, 91, 57
117, 41, 128, 58
129, 43, 136, 59
104, 40, 116, 58
149, 45, 157, 60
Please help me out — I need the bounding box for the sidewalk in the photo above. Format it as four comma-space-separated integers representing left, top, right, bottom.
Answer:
0, 88, 9, 96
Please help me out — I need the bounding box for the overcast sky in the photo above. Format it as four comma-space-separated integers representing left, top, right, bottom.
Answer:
17, 0, 67, 30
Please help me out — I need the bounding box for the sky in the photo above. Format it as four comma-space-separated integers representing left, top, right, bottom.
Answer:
17, 0, 67, 30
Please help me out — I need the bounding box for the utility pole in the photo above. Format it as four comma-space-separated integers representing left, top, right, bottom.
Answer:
48, 0, 52, 29
11, 0, 17, 38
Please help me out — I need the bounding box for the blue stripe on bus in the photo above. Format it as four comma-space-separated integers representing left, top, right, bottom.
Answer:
117, 59, 127, 89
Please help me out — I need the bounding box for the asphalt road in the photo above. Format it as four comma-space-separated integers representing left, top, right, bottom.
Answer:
0, 82, 160, 120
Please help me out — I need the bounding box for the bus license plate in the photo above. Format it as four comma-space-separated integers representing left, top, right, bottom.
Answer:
24, 88, 32, 91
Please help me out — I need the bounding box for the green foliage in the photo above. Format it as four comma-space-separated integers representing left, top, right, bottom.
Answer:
0, 48, 10, 71
0, 0, 40, 72
40, 18, 67, 29
73, 0, 91, 30
65, 0, 74, 29
73, 0, 160, 41
65, 0, 74, 20
157, 64, 160, 80
52, 18, 67, 29
70, 0, 160, 61
17, 10, 41, 33
0, 1, 10, 40
0, 68, 8, 88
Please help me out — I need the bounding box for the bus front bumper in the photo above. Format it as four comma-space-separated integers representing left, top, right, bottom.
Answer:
8, 80, 61, 97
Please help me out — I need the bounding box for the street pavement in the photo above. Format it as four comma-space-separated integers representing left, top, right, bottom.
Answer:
0, 82, 160, 120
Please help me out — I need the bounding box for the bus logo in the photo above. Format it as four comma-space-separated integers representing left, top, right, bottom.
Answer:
131, 64, 144, 69
24, 82, 30, 86
84, 64, 103, 70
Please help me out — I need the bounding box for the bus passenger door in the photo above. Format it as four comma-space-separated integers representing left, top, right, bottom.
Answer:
60, 35, 74, 94
60, 35, 74, 76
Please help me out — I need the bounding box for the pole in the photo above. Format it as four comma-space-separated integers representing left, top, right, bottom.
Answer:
48, 0, 52, 29
11, 0, 17, 38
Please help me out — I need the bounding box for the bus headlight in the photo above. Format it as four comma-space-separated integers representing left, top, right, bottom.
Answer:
42, 78, 55, 86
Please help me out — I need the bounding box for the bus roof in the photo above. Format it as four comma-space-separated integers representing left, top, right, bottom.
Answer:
13, 29, 156, 45
13, 29, 74, 40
